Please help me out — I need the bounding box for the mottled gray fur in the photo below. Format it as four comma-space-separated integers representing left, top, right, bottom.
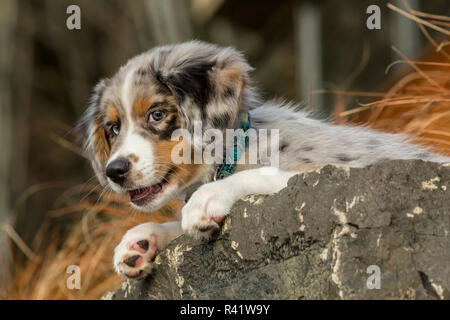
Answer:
249, 102, 450, 173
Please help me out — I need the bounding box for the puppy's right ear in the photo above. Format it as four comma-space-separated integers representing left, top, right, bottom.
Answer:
154, 43, 254, 131
75, 78, 110, 186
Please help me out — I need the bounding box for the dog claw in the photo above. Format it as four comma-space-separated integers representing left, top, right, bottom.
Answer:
198, 225, 214, 232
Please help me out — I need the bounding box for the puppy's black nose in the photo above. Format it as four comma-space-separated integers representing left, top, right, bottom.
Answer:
106, 159, 130, 185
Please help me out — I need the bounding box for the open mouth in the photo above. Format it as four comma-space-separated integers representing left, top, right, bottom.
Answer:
128, 182, 165, 206
128, 168, 174, 206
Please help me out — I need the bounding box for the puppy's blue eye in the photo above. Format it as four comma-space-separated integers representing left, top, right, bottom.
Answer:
111, 124, 120, 136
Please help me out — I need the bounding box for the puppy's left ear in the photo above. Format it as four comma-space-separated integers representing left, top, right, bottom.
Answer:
75, 78, 111, 186
157, 45, 253, 130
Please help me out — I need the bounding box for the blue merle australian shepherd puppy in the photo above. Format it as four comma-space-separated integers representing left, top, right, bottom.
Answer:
78, 41, 449, 279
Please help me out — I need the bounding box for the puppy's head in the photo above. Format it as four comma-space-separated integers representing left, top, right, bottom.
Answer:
77, 41, 254, 211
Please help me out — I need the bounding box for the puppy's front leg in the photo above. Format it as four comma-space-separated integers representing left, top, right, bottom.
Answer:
114, 221, 182, 279
182, 167, 296, 238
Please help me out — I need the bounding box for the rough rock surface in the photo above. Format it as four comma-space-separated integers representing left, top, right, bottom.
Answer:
110, 160, 449, 300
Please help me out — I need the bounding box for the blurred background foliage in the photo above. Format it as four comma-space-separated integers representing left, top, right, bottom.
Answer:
0, 0, 449, 298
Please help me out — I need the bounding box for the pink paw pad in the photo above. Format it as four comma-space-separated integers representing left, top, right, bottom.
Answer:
130, 239, 149, 253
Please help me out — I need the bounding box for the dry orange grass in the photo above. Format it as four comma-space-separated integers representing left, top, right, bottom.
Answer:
345, 63, 450, 156
2, 187, 181, 300
2, 1, 449, 301
333, 2, 450, 157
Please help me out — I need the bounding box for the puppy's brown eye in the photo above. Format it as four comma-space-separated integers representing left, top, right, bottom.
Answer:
149, 110, 167, 123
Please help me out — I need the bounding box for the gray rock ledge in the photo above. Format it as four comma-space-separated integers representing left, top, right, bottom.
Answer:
109, 160, 450, 300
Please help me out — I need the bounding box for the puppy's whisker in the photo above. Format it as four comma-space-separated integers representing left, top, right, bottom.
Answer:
136, 163, 189, 176
151, 161, 191, 172
78, 178, 104, 202
158, 165, 189, 174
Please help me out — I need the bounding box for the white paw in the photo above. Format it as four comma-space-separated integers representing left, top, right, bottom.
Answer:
181, 181, 236, 238
113, 223, 160, 279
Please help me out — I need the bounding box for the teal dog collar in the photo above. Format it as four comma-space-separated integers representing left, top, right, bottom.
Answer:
214, 112, 251, 180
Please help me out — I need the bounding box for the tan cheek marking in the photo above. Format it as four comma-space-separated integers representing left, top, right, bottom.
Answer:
154, 140, 179, 164
154, 140, 204, 187
93, 125, 110, 165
